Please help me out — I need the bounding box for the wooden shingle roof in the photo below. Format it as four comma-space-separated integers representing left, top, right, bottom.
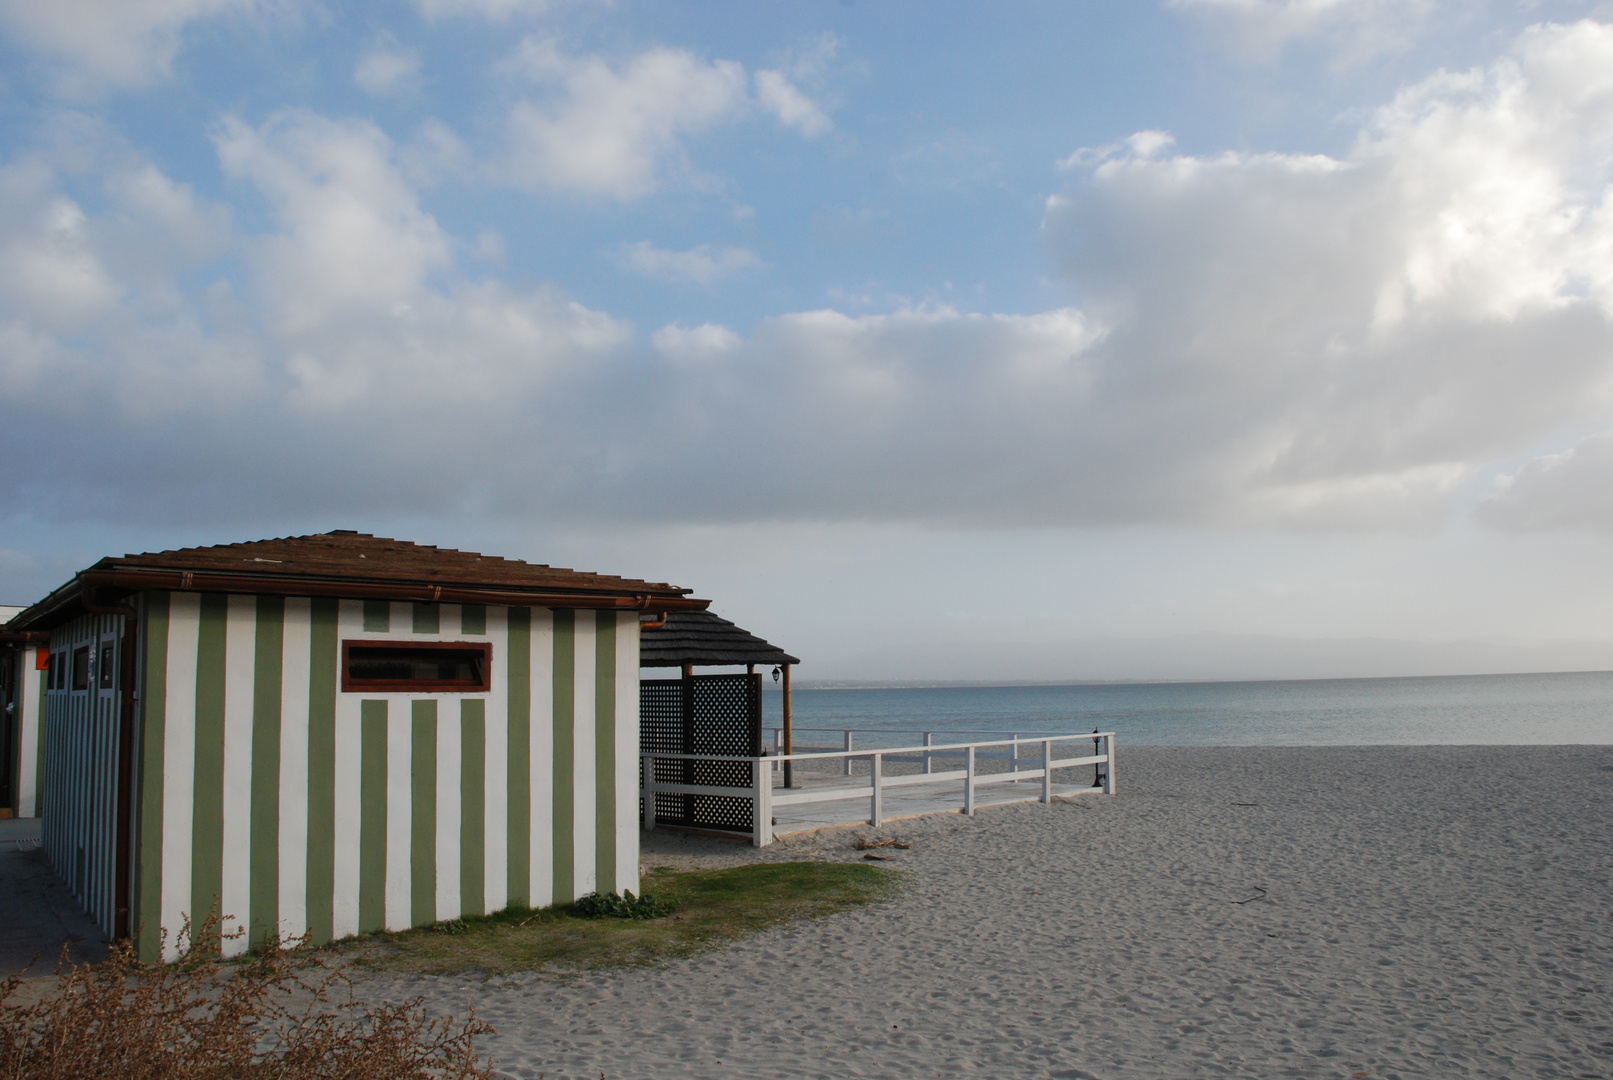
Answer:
639, 609, 800, 668
8, 532, 706, 632
105, 532, 690, 595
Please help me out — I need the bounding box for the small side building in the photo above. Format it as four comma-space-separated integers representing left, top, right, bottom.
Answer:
0, 604, 46, 819
3, 533, 705, 960
638, 610, 801, 834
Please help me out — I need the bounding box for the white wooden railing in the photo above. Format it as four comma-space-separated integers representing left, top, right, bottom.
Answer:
766, 727, 1099, 777
643, 731, 1116, 847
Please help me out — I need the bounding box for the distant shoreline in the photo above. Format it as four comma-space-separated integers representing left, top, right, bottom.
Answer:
789, 667, 1613, 692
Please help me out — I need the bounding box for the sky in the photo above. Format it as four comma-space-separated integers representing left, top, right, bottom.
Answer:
3, 0, 1613, 682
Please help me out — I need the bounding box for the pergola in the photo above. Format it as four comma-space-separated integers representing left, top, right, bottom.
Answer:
640, 609, 802, 785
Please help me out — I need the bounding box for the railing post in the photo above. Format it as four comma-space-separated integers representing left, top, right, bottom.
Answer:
774, 728, 783, 773
643, 753, 657, 831
1010, 733, 1020, 782
1104, 734, 1117, 795
844, 730, 854, 776
752, 756, 773, 847
923, 731, 934, 774
963, 745, 976, 816
869, 753, 883, 826
1041, 739, 1052, 803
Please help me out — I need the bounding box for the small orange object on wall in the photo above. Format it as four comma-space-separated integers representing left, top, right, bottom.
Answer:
35, 646, 49, 670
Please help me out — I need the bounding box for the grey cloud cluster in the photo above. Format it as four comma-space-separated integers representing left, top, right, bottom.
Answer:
1479, 433, 1613, 531
3, 22, 1613, 534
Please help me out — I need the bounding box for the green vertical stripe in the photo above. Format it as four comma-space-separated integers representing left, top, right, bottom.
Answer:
460, 605, 486, 635
551, 610, 575, 903
412, 603, 439, 634
191, 594, 228, 942
358, 700, 387, 934
249, 597, 284, 950
460, 701, 485, 916
411, 700, 437, 927
135, 593, 170, 963
305, 598, 338, 946
363, 600, 389, 633
595, 611, 617, 895
506, 607, 531, 908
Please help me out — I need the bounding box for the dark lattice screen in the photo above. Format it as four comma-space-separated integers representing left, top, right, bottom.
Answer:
640, 673, 761, 832
639, 679, 688, 827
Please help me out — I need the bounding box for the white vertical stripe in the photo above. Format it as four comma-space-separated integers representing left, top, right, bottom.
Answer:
572, 614, 596, 897
278, 598, 311, 944
14, 649, 42, 818
219, 596, 257, 957
435, 702, 462, 920
385, 708, 411, 930
161, 592, 201, 961
483, 606, 509, 912
528, 608, 554, 908
331, 600, 364, 940
614, 612, 639, 896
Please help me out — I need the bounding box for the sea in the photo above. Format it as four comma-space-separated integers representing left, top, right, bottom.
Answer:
761, 670, 1613, 746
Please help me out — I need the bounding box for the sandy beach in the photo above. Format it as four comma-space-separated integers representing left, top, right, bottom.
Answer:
356, 746, 1613, 1079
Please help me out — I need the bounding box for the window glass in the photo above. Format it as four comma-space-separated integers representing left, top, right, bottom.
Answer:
99, 643, 115, 690
341, 641, 491, 693
72, 646, 90, 691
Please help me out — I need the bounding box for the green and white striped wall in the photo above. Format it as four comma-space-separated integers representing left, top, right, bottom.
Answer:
133, 593, 639, 962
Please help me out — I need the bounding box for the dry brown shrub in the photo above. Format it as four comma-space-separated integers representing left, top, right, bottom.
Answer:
0, 913, 495, 1080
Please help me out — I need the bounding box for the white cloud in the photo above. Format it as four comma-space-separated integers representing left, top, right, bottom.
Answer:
0, 191, 123, 331
398, 118, 471, 186
0, 0, 259, 94
755, 70, 832, 137
498, 37, 840, 199
756, 33, 843, 137
615, 241, 761, 285
502, 40, 749, 199
354, 37, 420, 97
1168, 0, 1439, 62
1036, 18, 1613, 527
214, 112, 454, 331
652, 322, 742, 363
6, 22, 1613, 534
1478, 432, 1613, 531
0, 109, 639, 521
416, 0, 553, 18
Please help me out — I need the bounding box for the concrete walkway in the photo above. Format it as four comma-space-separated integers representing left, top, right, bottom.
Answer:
0, 819, 107, 981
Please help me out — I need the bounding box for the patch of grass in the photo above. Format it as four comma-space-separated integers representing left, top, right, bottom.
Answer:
362, 861, 900, 976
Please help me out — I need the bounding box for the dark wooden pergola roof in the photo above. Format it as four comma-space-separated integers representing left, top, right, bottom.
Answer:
639, 610, 800, 668
7, 532, 706, 633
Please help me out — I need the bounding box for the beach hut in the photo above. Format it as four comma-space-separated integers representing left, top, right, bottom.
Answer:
638, 610, 800, 833
0, 604, 47, 820
1, 532, 706, 961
